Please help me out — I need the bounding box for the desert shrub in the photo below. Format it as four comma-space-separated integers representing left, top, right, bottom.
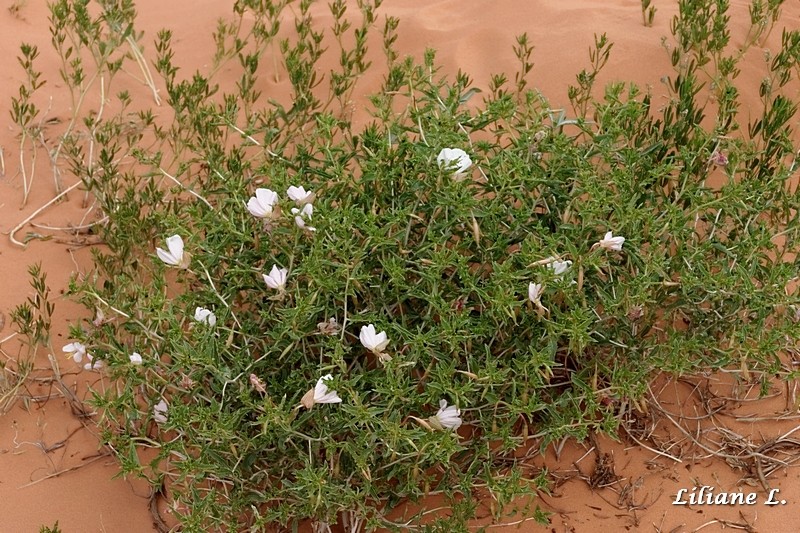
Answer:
12, 0, 800, 530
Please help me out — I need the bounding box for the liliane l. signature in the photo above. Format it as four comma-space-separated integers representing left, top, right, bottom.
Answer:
673, 486, 786, 506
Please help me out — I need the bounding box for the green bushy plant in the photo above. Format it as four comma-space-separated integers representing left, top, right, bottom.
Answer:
39, 522, 62, 533
14, 0, 800, 530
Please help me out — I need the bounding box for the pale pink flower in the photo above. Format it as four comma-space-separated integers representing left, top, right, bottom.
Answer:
291, 203, 316, 232
247, 188, 279, 218
437, 148, 472, 180
528, 283, 543, 304
317, 318, 340, 335
153, 399, 168, 424
249, 373, 267, 393
301, 374, 342, 409
313, 374, 342, 404
527, 282, 549, 315
287, 185, 314, 205
546, 259, 572, 279
156, 235, 190, 269
263, 265, 288, 292
83, 354, 104, 372
431, 399, 462, 430
359, 324, 389, 354
598, 231, 625, 251
710, 150, 728, 166
62, 342, 87, 363
193, 307, 217, 327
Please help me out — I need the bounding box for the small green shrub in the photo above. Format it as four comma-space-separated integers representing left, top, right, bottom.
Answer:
39, 522, 62, 533
13, 0, 800, 530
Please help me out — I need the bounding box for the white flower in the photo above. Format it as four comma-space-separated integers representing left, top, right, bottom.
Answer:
64, 342, 104, 371
527, 282, 549, 315
62, 342, 87, 363
153, 399, 168, 424
246, 188, 279, 218
359, 324, 389, 354
301, 374, 342, 409
263, 265, 288, 291
431, 399, 462, 431
314, 374, 342, 404
156, 234, 190, 269
193, 307, 217, 327
437, 148, 472, 180
129, 352, 143, 365
598, 231, 625, 251
287, 185, 314, 205
291, 203, 316, 232
546, 259, 573, 280
83, 354, 103, 372
528, 282, 543, 304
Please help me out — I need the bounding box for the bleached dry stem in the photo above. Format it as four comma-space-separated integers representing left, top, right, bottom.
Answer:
7, 180, 83, 248
126, 35, 161, 105
159, 167, 214, 210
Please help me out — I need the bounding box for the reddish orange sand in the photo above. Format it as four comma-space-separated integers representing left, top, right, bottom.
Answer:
1, 1, 800, 531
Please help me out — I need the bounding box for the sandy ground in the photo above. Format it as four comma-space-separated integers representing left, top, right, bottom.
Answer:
1, 1, 800, 531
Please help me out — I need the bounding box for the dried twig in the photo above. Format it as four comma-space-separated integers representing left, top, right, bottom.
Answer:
18, 451, 110, 488
6, 180, 83, 247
